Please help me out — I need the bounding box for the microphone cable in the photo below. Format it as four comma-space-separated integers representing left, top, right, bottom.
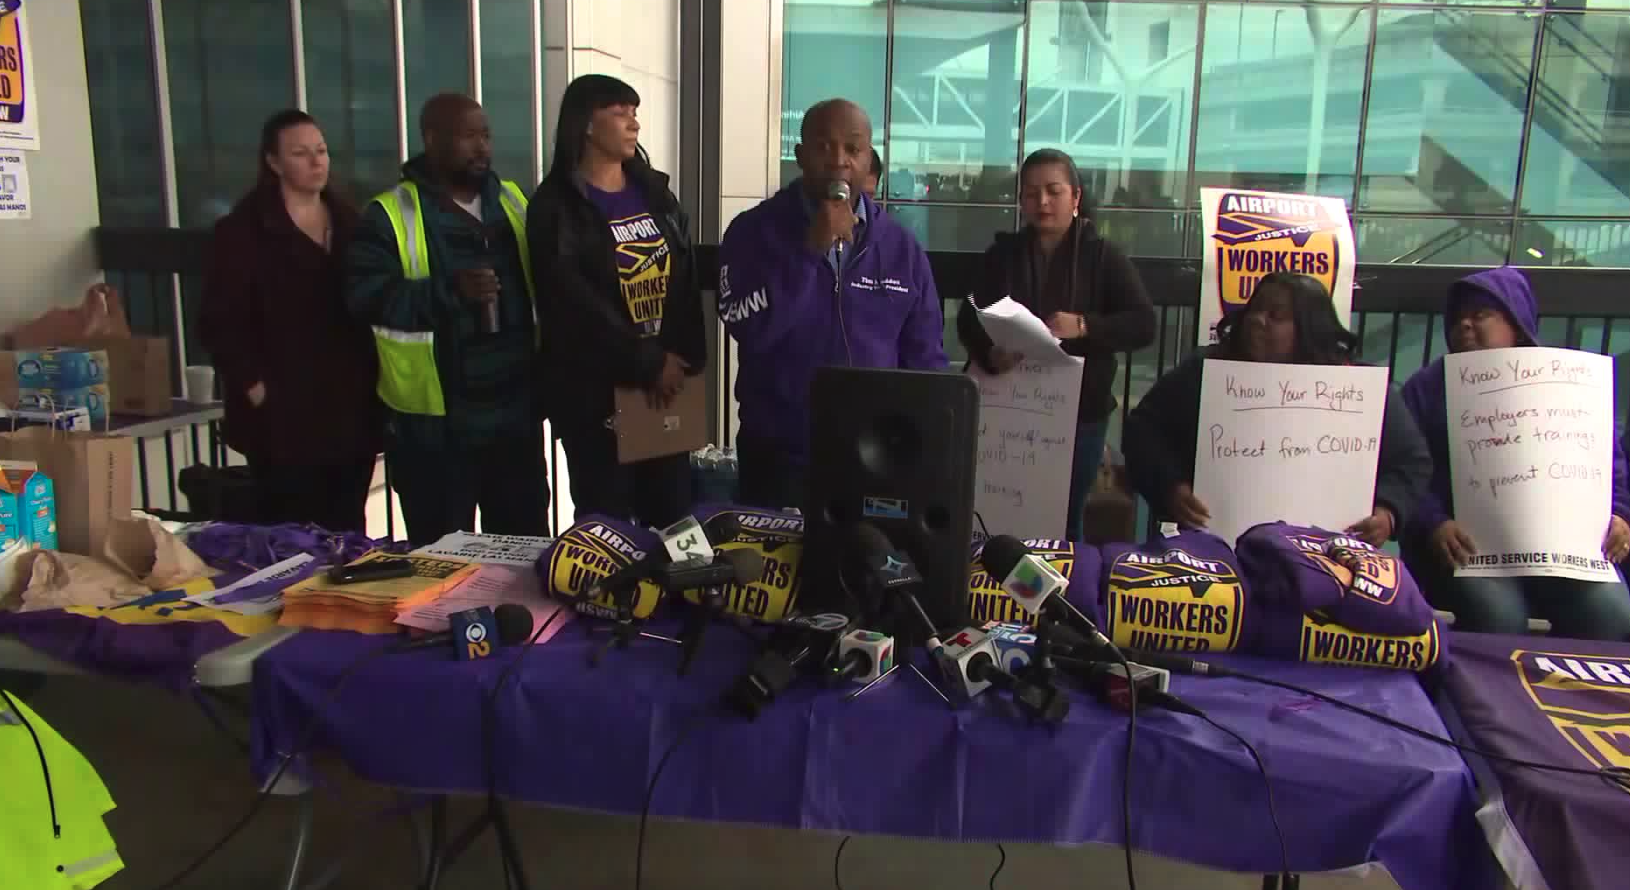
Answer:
635, 707, 719, 890
989, 842, 1006, 889
144, 643, 397, 890
833, 834, 851, 889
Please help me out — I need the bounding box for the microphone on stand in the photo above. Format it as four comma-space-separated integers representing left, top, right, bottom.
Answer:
392, 603, 535, 659
979, 535, 1111, 648
662, 549, 764, 676
826, 179, 851, 265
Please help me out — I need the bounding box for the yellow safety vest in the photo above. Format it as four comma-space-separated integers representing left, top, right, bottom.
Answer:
368, 180, 535, 417
1, 691, 123, 889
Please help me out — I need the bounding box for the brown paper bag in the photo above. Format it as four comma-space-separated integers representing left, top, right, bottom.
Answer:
103, 516, 213, 590
0, 426, 134, 556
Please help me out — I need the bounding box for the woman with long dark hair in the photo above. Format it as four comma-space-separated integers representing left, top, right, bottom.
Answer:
959, 149, 1156, 541
1124, 272, 1431, 545
200, 109, 381, 531
527, 75, 706, 527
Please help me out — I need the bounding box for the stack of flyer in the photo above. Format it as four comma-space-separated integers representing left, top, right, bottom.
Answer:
278, 551, 477, 633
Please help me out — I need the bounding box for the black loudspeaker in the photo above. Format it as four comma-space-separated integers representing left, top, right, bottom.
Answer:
803, 367, 980, 642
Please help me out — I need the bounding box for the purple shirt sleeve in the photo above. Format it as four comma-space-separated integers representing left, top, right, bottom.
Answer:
717, 212, 822, 360
1400, 369, 1452, 540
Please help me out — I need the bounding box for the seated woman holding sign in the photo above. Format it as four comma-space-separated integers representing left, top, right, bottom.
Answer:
1400, 268, 1630, 639
957, 149, 1155, 540
1124, 272, 1431, 546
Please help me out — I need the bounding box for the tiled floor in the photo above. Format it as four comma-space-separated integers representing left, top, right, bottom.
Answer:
18, 674, 1400, 890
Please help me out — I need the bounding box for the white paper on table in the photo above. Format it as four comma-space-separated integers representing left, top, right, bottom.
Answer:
1192, 360, 1388, 546
411, 531, 554, 568
395, 564, 575, 643
971, 297, 1073, 365
184, 553, 316, 615
1445, 348, 1618, 582
969, 357, 1083, 540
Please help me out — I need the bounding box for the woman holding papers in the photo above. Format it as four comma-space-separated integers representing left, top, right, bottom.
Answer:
1124, 272, 1430, 547
1399, 268, 1630, 639
527, 75, 707, 529
958, 150, 1155, 541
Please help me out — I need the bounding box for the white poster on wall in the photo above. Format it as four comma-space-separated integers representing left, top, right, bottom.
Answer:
1445, 347, 1618, 582
1192, 359, 1388, 545
970, 357, 1083, 541
1198, 187, 1355, 345
0, 3, 40, 151
0, 150, 30, 219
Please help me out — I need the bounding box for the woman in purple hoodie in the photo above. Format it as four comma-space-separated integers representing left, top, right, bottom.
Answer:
1400, 267, 1630, 639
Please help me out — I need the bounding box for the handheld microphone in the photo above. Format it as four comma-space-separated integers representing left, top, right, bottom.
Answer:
581, 513, 742, 607
937, 627, 1069, 724
657, 548, 763, 592
826, 179, 851, 262
726, 612, 853, 719
394, 603, 534, 659
979, 535, 1110, 648
831, 630, 894, 685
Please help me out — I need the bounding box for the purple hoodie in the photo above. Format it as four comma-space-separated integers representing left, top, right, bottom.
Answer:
717, 181, 948, 464
1236, 522, 1434, 637
1399, 267, 1630, 550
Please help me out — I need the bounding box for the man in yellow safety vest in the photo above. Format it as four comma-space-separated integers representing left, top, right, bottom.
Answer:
346, 93, 548, 545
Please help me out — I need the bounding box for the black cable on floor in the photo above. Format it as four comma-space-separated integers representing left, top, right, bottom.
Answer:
145, 645, 394, 890
989, 842, 1006, 890
635, 713, 714, 890
833, 834, 851, 890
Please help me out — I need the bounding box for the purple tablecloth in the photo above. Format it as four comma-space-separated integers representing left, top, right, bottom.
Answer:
252, 621, 1493, 889
0, 603, 244, 690
1443, 632, 1630, 890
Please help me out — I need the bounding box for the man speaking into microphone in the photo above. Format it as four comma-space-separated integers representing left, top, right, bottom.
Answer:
718, 98, 947, 509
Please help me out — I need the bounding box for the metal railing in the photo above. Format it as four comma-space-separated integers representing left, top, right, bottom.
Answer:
95, 228, 1630, 538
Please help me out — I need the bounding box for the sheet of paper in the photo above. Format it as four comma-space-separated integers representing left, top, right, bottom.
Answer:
394, 564, 574, 643
1198, 187, 1355, 345
0, 151, 31, 220
1192, 360, 1388, 546
972, 298, 1072, 365
412, 531, 554, 568
184, 553, 317, 615
1445, 348, 1618, 582
969, 358, 1083, 540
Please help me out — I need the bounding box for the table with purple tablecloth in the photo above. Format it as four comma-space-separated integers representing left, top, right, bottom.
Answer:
252, 620, 1495, 889
1442, 632, 1630, 890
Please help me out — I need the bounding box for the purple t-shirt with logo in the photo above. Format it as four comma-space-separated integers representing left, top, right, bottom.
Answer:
584, 181, 671, 338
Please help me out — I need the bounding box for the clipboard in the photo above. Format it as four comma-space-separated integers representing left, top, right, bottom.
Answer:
611, 381, 708, 464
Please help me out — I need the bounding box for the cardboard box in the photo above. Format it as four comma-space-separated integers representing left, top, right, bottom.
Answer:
11, 347, 107, 389
22, 383, 110, 426
76, 336, 173, 417
0, 461, 56, 550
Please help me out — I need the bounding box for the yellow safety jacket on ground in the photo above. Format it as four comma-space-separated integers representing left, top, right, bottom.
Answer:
367, 179, 535, 417
0, 690, 123, 889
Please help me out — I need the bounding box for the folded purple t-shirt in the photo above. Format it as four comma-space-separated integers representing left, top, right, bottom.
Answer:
1252, 608, 1446, 673
1236, 522, 1434, 638
686, 503, 806, 622
536, 514, 664, 619
968, 535, 1102, 628
1100, 532, 1251, 654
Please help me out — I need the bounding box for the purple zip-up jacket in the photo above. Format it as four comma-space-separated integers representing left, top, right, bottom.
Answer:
1400, 267, 1630, 551
717, 181, 948, 465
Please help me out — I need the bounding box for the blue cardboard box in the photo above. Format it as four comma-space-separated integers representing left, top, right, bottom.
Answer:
0, 461, 57, 550
12, 348, 107, 389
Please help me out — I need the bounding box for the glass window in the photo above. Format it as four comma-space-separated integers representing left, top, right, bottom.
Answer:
1094, 208, 1187, 257
781, 0, 887, 188
479, 0, 541, 186
1355, 216, 1512, 266
162, 0, 295, 227
891, 203, 1015, 253
887, 0, 1025, 204
1518, 12, 1630, 217
1023, 2, 1200, 210
402, 0, 471, 153
1359, 9, 1535, 214
81, 0, 165, 227
1193, 3, 1372, 204
303, 0, 399, 201
1514, 218, 1630, 267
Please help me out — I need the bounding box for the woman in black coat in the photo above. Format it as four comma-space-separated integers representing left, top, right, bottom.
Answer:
526, 75, 707, 529
958, 149, 1156, 541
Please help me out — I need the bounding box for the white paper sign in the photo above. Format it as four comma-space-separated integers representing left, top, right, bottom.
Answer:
1445, 348, 1618, 582
411, 531, 553, 568
971, 297, 1072, 364
0, 151, 29, 219
1193, 360, 1388, 545
970, 358, 1083, 540
1198, 187, 1355, 345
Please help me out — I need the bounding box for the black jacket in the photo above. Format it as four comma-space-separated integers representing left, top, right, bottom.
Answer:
957, 219, 1155, 421
526, 163, 707, 428
1123, 350, 1433, 535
